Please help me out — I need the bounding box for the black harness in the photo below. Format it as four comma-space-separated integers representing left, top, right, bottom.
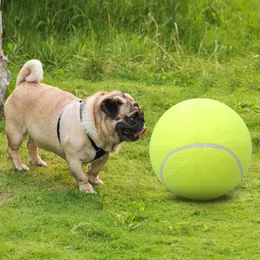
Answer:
57, 100, 107, 161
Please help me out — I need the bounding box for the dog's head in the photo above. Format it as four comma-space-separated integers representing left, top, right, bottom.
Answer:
100, 91, 146, 142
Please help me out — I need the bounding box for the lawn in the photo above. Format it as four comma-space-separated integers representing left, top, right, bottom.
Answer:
1, 0, 260, 259
0, 62, 260, 259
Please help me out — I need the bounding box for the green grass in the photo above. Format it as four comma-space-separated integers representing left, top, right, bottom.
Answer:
1, 0, 260, 259
3, 0, 260, 83
0, 67, 260, 259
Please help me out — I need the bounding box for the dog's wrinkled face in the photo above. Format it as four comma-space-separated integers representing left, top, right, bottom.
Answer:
100, 91, 146, 142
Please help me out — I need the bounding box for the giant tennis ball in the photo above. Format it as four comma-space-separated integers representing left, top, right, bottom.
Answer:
149, 98, 252, 200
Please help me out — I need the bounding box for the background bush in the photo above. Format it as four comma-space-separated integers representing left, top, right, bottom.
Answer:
2, 0, 260, 82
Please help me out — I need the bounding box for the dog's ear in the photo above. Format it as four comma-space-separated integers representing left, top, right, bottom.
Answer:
101, 98, 123, 118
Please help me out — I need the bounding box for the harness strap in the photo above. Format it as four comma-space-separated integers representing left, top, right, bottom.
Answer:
57, 112, 63, 143
79, 100, 107, 161
57, 101, 107, 161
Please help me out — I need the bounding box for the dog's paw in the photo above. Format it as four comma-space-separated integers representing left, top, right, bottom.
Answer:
88, 175, 104, 185
79, 183, 96, 194
15, 164, 30, 171
30, 159, 47, 167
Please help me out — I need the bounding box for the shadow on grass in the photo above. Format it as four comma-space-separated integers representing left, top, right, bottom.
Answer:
0, 169, 105, 210
169, 193, 235, 204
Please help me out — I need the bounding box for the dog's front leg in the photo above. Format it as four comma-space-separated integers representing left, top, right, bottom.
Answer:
67, 159, 95, 193
88, 153, 109, 185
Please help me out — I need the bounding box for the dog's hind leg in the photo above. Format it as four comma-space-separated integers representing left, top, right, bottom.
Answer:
27, 136, 47, 167
6, 125, 29, 171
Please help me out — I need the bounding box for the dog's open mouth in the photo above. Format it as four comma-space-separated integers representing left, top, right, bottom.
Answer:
123, 127, 146, 139
119, 125, 147, 142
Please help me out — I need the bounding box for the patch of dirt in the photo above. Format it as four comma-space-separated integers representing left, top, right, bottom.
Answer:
0, 192, 13, 202
0, 192, 4, 201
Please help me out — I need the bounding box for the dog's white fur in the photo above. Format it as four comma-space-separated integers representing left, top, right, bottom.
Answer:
16, 59, 43, 86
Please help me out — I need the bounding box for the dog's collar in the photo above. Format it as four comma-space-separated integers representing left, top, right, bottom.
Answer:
79, 100, 107, 161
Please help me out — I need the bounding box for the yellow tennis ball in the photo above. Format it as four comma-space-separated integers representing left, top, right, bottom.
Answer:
149, 98, 252, 200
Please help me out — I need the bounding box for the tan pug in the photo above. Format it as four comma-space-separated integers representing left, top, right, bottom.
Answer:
4, 60, 146, 193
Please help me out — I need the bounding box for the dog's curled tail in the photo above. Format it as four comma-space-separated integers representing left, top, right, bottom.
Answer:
16, 59, 43, 87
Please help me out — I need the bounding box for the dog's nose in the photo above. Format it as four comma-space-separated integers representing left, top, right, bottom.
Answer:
132, 111, 140, 119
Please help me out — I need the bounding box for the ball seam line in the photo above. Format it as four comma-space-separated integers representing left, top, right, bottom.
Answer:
160, 143, 244, 185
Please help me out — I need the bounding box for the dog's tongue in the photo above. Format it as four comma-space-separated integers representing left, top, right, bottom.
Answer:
135, 127, 147, 136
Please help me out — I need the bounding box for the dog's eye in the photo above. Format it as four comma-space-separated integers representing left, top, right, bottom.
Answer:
125, 114, 139, 123
124, 116, 133, 123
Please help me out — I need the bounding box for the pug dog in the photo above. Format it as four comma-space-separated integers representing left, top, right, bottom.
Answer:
4, 60, 146, 193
